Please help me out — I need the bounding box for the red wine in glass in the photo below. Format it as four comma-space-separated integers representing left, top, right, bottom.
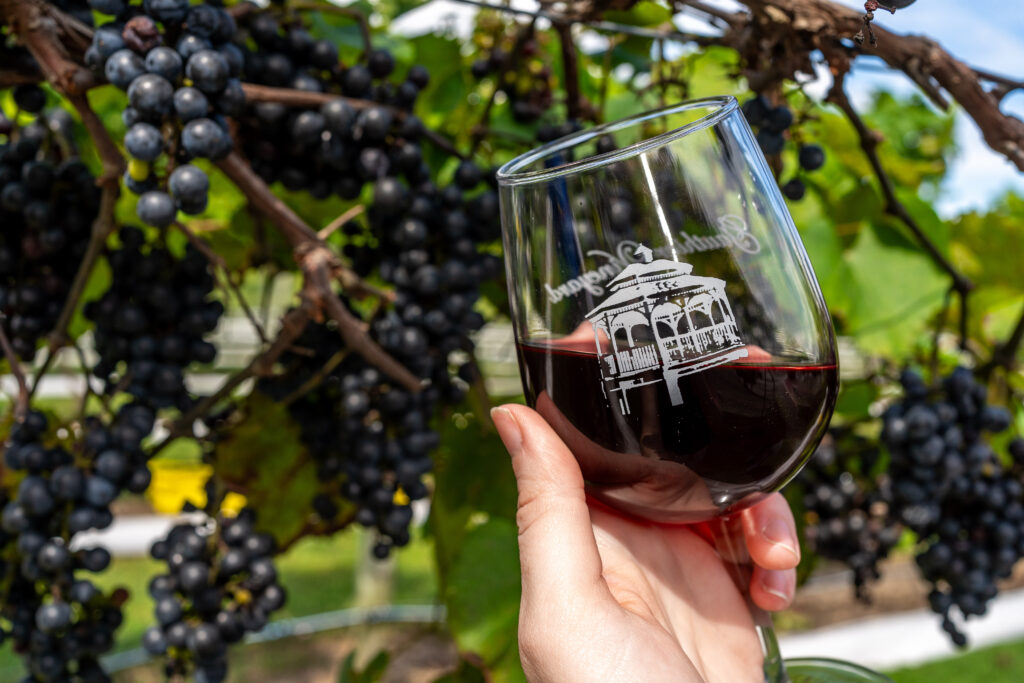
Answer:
517, 339, 838, 521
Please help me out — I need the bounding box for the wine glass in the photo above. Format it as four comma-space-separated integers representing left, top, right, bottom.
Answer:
496, 97, 891, 682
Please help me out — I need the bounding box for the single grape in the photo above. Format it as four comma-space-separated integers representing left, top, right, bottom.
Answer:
186, 50, 230, 94
136, 191, 177, 227
782, 178, 806, 200
169, 164, 210, 206
181, 118, 229, 159
368, 49, 395, 78
145, 47, 184, 83
105, 50, 146, 90
13, 84, 47, 113
799, 144, 826, 171
128, 74, 175, 117
124, 123, 164, 162
173, 86, 210, 121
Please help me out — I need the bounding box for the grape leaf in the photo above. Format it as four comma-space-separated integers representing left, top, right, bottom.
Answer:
443, 518, 525, 683
841, 221, 948, 357
213, 393, 317, 545
430, 409, 518, 581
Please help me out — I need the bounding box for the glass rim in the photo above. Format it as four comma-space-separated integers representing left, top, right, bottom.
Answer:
496, 95, 738, 187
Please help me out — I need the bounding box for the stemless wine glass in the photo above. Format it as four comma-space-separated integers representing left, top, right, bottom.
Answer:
496, 97, 891, 682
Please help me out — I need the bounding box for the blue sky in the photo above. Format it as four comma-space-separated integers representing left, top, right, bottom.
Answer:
828, 0, 1024, 216
394, 0, 1023, 217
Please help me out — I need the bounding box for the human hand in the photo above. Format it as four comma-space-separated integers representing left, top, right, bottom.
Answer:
491, 404, 801, 683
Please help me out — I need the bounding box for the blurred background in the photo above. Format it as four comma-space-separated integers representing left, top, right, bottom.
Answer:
2, 0, 1023, 681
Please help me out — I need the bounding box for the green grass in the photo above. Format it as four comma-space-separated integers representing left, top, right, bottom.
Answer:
886, 638, 1024, 682
0, 528, 437, 675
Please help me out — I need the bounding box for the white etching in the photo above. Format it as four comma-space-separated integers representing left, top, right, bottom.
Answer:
544, 215, 761, 304
584, 244, 748, 415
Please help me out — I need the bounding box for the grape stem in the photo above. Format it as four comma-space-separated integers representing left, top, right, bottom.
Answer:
149, 303, 316, 457
318, 204, 366, 241
215, 152, 422, 392
673, 0, 737, 27
555, 22, 585, 121
826, 72, 974, 349
0, 319, 29, 421
226, 1, 259, 22
173, 221, 270, 345
278, 506, 358, 553
451, 0, 713, 44
240, 83, 376, 110
280, 349, 350, 406
239, 83, 465, 159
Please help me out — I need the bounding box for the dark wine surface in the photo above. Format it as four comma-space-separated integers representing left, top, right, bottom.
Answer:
516, 339, 838, 521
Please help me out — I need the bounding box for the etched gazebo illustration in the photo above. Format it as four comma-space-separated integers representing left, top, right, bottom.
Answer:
584, 244, 748, 415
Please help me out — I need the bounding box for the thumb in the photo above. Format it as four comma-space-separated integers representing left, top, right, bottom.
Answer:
491, 404, 606, 607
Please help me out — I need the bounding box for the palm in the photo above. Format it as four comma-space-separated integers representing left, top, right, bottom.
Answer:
585, 504, 763, 682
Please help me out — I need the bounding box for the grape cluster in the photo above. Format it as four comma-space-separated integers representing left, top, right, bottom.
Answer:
85, 1, 242, 226
0, 96, 101, 361
799, 433, 903, 601
882, 367, 1022, 645
84, 226, 222, 409
143, 511, 286, 682
235, 11, 429, 201
259, 318, 435, 558
0, 403, 155, 682
741, 94, 825, 200
470, 38, 554, 123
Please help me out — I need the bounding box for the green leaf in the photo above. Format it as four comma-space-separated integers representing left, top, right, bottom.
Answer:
412, 33, 470, 139
430, 410, 518, 582
610, 36, 655, 73
604, 1, 673, 26
829, 178, 884, 227
213, 393, 317, 546
834, 381, 878, 422
951, 193, 1024, 293
797, 216, 848, 311
895, 188, 950, 253
197, 162, 247, 224
841, 222, 948, 357
430, 408, 522, 682
444, 518, 524, 683
308, 11, 366, 57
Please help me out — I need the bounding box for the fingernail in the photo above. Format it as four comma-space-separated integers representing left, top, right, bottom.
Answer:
490, 407, 522, 456
760, 571, 792, 603
762, 518, 800, 561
